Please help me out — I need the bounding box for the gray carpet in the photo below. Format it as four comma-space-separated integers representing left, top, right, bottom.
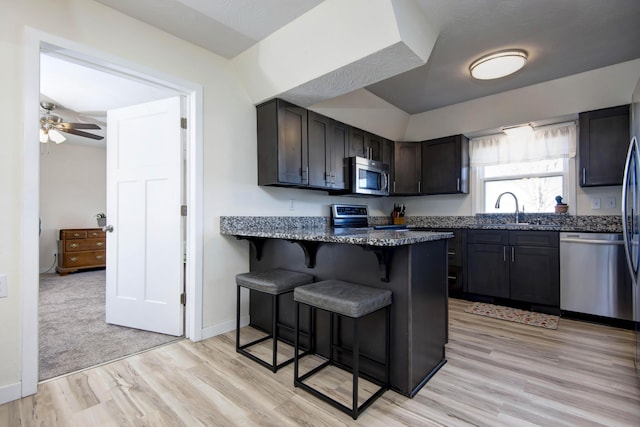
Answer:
39, 270, 181, 381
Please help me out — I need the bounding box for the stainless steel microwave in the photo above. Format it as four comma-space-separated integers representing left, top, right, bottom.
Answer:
348, 156, 390, 196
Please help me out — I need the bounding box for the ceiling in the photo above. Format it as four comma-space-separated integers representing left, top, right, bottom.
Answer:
90, 0, 640, 115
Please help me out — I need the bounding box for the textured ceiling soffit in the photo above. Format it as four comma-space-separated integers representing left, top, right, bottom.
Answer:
281, 42, 428, 107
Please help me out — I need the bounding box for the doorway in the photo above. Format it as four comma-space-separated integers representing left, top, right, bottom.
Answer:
22, 31, 204, 397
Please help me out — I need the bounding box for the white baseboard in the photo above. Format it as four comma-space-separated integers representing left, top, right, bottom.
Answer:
0, 381, 22, 405
200, 315, 249, 341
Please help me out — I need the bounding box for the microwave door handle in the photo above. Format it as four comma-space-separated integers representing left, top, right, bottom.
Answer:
381, 172, 389, 192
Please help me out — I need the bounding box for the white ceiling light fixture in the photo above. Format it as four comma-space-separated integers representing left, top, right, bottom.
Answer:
470, 49, 528, 80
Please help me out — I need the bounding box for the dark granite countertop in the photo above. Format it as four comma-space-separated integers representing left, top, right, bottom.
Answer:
221, 225, 453, 247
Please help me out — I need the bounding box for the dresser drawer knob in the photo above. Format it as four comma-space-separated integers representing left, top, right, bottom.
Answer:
96, 255, 104, 260
73, 233, 80, 237
70, 243, 79, 248
96, 242, 104, 247
70, 257, 78, 262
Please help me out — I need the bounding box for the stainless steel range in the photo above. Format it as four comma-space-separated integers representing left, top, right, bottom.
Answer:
330, 204, 369, 228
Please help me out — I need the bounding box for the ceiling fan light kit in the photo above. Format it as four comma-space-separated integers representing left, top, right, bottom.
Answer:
39, 101, 104, 143
470, 49, 528, 80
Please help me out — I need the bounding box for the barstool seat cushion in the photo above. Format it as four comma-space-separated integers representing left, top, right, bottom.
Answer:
236, 269, 314, 295
294, 280, 392, 318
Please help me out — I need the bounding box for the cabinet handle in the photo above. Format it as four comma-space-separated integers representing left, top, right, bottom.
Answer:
418, 181, 421, 193
70, 243, 79, 248
393, 181, 396, 193
70, 257, 78, 262
582, 168, 586, 185
73, 233, 80, 237
96, 255, 104, 260
302, 167, 309, 184
447, 251, 455, 256
96, 242, 104, 247
457, 178, 460, 192
511, 247, 515, 262
503, 246, 506, 262
447, 275, 457, 280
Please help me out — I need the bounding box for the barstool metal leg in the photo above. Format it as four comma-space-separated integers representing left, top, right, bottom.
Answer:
272, 294, 278, 372
236, 285, 241, 351
294, 301, 300, 383
352, 317, 359, 420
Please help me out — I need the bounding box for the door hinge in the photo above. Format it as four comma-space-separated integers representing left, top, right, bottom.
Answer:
180, 117, 187, 129
180, 293, 186, 305
181, 205, 187, 216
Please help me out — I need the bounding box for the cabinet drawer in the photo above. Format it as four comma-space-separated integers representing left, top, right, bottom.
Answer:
509, 231, 558, 248
63, 250, 106, 267
65, 238, 106, 252
87, 230, 106, 238
62, 230, 88, 239
467, 229, 508, 245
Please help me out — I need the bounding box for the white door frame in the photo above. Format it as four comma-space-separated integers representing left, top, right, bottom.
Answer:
22, 27, 204, 397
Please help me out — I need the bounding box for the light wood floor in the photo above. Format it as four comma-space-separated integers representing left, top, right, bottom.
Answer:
2, 298, 639, 426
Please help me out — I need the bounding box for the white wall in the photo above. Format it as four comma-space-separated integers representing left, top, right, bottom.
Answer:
39, 144, 106, 272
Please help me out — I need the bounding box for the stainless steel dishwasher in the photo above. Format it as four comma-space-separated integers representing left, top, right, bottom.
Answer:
560, 232, 633, 321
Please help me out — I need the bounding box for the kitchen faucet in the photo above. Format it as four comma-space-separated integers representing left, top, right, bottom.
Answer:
495, 192, 520, 223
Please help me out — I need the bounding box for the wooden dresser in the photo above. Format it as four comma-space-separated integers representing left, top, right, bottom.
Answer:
56, 228, 106, 275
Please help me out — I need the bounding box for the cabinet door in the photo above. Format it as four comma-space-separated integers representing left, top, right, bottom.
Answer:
421, 135, 469, 194
366, 133, 382, 161
257, 99, 308, 186
579, 104, 630, 187
278, 103, 309, 185
349, 127, 367, 158
308, 111, 329, 188
510, 246, 560, 305
466, 243, 510, 298
329, 120, 349, 190
393, 142, 421, 194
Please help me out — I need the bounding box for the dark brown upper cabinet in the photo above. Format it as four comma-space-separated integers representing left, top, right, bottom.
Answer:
393, 142, 422, 195
349, 127, 381, 161
421, 134, 469, 195
308, 111, 349, 190
257, 99, 308, 186
579, 104, 630, 187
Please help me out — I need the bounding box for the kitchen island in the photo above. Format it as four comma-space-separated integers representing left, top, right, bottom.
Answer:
221, 217, 453, 397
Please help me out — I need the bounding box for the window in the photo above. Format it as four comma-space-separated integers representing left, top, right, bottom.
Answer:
471, 123, 576, 214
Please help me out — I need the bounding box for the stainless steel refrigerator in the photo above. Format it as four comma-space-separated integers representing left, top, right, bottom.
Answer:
622, 100, 640, 374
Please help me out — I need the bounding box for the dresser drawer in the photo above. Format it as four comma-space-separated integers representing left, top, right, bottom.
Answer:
62, 230, 88, 239
65, 238, 106, 252
87, 230, 106, 238
63, 250, 106, 267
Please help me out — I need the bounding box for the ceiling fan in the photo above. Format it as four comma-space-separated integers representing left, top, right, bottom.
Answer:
39, 101, 104, 143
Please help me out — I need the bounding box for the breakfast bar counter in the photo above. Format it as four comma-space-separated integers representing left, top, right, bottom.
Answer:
221, 216, 453, 397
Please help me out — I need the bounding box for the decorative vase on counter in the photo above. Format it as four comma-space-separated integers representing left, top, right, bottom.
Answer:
554, 195, 568, 213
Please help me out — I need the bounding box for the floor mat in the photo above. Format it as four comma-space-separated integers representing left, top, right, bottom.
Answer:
464, 302, 559, 329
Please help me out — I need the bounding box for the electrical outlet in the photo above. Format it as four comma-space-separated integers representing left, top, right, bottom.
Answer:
0, 274, 7, 298
289, 199, 295, 211
605, 196, 616, 209
591, 198, 601, 210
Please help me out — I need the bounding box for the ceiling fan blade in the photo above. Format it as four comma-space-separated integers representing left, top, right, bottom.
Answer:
57, 122, 101, 130
59, 128, 104, 140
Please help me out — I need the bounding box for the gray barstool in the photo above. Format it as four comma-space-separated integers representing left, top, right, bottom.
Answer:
236, 269, 314, 372
293, 280, 392, 420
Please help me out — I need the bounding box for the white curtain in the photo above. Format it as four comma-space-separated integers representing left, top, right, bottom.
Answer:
470, 123, 577, 166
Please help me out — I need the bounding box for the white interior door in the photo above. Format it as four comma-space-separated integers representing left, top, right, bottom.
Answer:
105, 96, 184, 336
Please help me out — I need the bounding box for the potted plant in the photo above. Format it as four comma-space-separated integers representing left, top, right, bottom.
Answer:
554, 195, 568, 213
96, 212, 107, 227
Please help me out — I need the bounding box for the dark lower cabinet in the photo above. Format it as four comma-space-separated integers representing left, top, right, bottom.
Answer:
510, 245, 559, 306
466, 230, 560, 307
466, 241, 510, 298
